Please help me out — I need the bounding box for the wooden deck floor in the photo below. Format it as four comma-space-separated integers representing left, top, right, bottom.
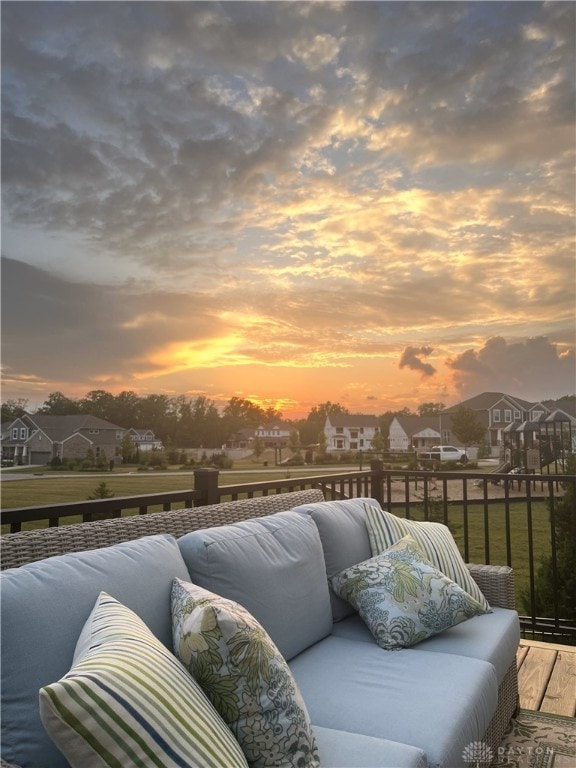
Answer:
517, 638, 576, 717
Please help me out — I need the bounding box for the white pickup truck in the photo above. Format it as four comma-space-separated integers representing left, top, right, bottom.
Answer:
417, 445, 468, 463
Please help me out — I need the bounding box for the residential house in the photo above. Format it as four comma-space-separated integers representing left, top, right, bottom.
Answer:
389, 392, 576, 462
225, 428, 255, 450
443, 392, 544, 456
126, 428, 163, 452
254, 423, 294, 448
1, 414, 125, 466
324, 414, 379, 452
388, 415, 447, 453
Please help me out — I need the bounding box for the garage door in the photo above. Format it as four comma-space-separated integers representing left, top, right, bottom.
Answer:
30, 452, 51, 465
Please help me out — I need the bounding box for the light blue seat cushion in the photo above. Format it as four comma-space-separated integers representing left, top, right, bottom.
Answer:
177, 510, 333, 660
331, 607, 520, 684
313, 726, 426, 768
289, 635, 498, 768
291, 497, 379, 620
1, 534, 192, 768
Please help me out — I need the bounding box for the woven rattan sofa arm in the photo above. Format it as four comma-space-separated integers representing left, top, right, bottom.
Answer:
466, 563, 515, 610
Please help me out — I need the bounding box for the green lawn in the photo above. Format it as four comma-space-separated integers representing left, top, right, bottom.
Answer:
1, 466, 551, 614
0, 466, 351, 510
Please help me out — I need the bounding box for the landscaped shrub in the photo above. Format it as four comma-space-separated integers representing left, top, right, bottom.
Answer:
523, 453, 576, 623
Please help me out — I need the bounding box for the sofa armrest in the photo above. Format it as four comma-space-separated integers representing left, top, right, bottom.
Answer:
466, 563, 515, 610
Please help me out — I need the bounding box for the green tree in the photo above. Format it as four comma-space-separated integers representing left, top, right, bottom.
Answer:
522, 453, 576, 622
79, 390, 116, 420
88, 482, 115, 499
223, 397, 266, 427
252, 436, 265, 460
417, 402, 445, 416
121, 432, 137, 463
370, 430, 387, 453
109, 390, 142, 427
38, 391, 80, 415
450, 406, 486, 450
1, 398, 29, 421
289, 429, 301, 455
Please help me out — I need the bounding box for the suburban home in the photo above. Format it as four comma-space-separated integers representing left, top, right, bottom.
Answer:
324, 414, 379, 452
126, 428, 163, 452
254, 422, 294, 448
389, 392, 575, 461
224, 428, 255, 450
1, 414, 125, 466
388, 415, 450, 453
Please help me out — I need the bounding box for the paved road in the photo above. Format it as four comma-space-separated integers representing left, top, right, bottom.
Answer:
1, 460, 499, 482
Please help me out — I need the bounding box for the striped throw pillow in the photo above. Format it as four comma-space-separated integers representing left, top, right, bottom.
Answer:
363, 503, 491, 612
39, 592, 249, 768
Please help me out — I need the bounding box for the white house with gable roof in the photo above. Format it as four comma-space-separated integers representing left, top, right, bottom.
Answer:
324, 414, 379, 452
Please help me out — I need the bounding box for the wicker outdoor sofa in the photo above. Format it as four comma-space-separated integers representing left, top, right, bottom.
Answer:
1, 489, 520, 768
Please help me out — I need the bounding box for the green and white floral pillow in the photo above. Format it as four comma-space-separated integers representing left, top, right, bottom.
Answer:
331, 535, 489, 650
171, 578, 320, 768
363, 502, 491, 612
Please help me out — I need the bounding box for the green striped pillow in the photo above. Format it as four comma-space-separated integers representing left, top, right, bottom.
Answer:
39, 592, 249, 768
363, 503, 491, 612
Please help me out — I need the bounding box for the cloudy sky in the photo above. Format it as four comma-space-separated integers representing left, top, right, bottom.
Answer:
2, 1, 575, 417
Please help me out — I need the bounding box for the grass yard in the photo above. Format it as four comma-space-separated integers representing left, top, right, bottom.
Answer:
1, 468, 552, 614
405, 499, 551, 614
0, 466, 350, 511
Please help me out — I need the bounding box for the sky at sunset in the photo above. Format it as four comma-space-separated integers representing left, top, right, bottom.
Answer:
2, 1, 575, 418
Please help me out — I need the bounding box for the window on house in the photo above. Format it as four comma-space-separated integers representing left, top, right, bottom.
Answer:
360, 439, 364, 447
493, 410, 501, 422
360, 427, 364, 434
350, 442, 358, 450
350, 430, 358, 439
504, 410, 512, 422
336, 439, 344, 449
89, 428, 100, 435
12, 428, 18, 439
514, 411, 521, 421
336, 427, 343, 434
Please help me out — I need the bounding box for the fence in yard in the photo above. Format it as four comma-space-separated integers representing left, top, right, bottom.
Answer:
2, 462, 574, 643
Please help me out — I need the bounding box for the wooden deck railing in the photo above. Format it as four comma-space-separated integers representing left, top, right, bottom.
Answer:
1, 462, 574, 642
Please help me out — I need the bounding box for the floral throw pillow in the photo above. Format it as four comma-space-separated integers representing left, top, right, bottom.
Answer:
331, 535, 489, 650
171, 578, 320, 768
363, 502, 491, 612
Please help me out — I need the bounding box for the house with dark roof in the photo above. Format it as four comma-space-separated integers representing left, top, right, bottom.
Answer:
389, 392, 575, 460
389, 415, 447, 453
324, 414, 379, 452
1, 414, 125, 465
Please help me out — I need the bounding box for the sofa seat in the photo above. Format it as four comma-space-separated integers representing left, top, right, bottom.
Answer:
331, 606, 520, 685
313, 726, 426, 768
289, 635, 498, 768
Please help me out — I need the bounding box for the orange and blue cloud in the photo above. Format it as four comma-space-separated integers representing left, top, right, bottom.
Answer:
2, 2, 574, 415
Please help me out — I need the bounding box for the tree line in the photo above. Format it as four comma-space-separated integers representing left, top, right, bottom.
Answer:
1, 391, 450, 450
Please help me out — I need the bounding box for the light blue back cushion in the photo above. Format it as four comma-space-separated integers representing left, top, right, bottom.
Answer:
1, 534, 191, 768
291, 497, 379, 621
177, 510, 333, 661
